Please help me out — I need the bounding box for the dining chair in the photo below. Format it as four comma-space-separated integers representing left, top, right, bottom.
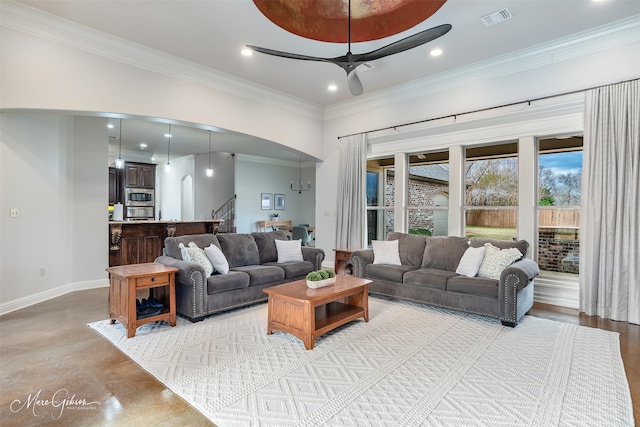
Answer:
292, 226, 312, 246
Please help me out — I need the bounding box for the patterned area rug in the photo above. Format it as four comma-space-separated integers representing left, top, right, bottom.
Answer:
89, 297, 634, 426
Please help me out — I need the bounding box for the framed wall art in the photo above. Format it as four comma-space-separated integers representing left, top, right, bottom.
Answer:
261, 193, 273, 210
274, 194, 285, 210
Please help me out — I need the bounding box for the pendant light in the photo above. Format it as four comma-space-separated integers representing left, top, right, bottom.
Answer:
206, 130, 214, 177
114, 118, 125, 169
291, 156, 311, 194
164, 124, 172, 173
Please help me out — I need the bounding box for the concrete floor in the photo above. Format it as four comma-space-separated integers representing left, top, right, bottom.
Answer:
1, 287, 637, 426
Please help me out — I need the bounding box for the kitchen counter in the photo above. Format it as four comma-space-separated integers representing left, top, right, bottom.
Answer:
109, 219, 224, 267
109, 219, 224, 225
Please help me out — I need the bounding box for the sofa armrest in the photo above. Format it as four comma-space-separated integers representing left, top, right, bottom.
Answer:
499, 258, 540, 325
350, 249, 374, 278
302, 247, 325, 270
501, 258, 539, 291
155, 255, 205, 288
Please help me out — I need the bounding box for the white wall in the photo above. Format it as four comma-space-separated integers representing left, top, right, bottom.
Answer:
0, 113, 108, 312
157, 155, 195, 221
316, 32, 640, 266
0, 5, 325, 160
194, 151, 235, 220
235, 155, 316, 233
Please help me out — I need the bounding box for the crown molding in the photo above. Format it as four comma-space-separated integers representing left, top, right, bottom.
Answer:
235, 153, 314, 168
325, 14, 640, 120
0, 1, 324, 121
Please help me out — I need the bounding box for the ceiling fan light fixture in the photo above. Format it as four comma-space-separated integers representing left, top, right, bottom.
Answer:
248, 0, 451, 97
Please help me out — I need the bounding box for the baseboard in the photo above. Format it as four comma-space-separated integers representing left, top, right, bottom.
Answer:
533, 276, 579, 309
0, 279, 109, 316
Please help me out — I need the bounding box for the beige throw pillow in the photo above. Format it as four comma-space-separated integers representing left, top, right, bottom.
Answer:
204, 243, 229, 274
275, 239, 304, 263
477, 243, 522, 280
456, 246, 486, 277
179, 242, 214, 277
372, 240, 402, 265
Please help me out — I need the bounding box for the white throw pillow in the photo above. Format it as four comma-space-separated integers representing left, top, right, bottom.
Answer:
275, 239, 304, 263
456, 246, 486, 277
179, 242, 214, 277
477, 243, 522, 280
372, 240, 401, 265
204, 243, 229, 274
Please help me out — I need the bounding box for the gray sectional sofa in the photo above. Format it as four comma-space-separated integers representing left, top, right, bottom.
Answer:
155, 231, 325, 322
350, 232, 539, 326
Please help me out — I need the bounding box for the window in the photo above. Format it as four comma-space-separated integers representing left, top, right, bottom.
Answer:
407, 151, 449, 237
366, 158, 394, 246
537, 136, 582, 277
464, 143, 518, 240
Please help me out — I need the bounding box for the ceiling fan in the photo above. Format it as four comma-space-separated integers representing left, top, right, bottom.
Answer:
247, 0, 452, 96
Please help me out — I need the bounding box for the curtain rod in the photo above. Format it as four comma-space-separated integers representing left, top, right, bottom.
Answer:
337, 77, 639, 140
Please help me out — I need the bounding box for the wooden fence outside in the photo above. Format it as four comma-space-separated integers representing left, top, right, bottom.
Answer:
466, 209, 580, 228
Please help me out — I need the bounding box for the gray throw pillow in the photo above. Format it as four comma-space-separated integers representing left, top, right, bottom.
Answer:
421, 236, 469, 272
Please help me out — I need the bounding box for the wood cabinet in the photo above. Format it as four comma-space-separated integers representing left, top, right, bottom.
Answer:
124, 162, 155, 188
108, 167, 122, 205
109, 220, 223, 267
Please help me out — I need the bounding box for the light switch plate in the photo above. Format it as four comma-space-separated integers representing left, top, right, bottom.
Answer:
10, 208, 19, 218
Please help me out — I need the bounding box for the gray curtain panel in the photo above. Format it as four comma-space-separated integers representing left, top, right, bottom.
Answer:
580, 80, 639, 324
336, 134, 367, 248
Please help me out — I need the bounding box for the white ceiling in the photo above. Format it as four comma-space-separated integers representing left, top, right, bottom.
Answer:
14, 0, 640, 161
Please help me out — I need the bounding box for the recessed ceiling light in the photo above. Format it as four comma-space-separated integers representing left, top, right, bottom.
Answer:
328, 84, 338, 92
241, 48, 253, 56
107, 123, 114, 129
430, 48, 443, 57
139, 143, 147, 149
164, 133, 171, 138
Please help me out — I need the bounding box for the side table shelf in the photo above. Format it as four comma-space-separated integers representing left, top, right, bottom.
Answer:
106, 263, 179, 338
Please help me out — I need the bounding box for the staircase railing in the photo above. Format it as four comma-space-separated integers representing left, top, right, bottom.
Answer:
212, 194, 236, 233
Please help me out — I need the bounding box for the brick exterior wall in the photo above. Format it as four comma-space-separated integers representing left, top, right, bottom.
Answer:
385, 175, 448, 234
537, 227, 580, 274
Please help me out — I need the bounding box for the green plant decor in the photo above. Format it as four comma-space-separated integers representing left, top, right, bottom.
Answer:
306, 269, 336, 281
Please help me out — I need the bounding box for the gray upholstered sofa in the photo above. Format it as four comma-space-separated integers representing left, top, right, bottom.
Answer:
350, 232, 539, 326
155, 231, 325, 322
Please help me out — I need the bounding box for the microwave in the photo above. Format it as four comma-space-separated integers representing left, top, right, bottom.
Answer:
125, 188, 154, 207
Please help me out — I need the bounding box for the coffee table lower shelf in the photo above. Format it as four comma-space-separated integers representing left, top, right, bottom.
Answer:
264, 277, 370, 350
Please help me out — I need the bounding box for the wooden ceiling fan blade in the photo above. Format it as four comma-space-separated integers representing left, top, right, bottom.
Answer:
246, 45, 331, 63
358, 24, 452, 62
347, 70, 364, 96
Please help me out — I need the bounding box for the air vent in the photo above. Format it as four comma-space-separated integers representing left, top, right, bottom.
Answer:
481, 8, 513, 26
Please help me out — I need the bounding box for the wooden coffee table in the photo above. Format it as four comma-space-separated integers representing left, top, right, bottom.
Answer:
263, 276, 371, 350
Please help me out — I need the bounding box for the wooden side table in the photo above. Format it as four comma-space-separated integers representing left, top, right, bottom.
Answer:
105, 263, 178, 338
333, 248, 360, 276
